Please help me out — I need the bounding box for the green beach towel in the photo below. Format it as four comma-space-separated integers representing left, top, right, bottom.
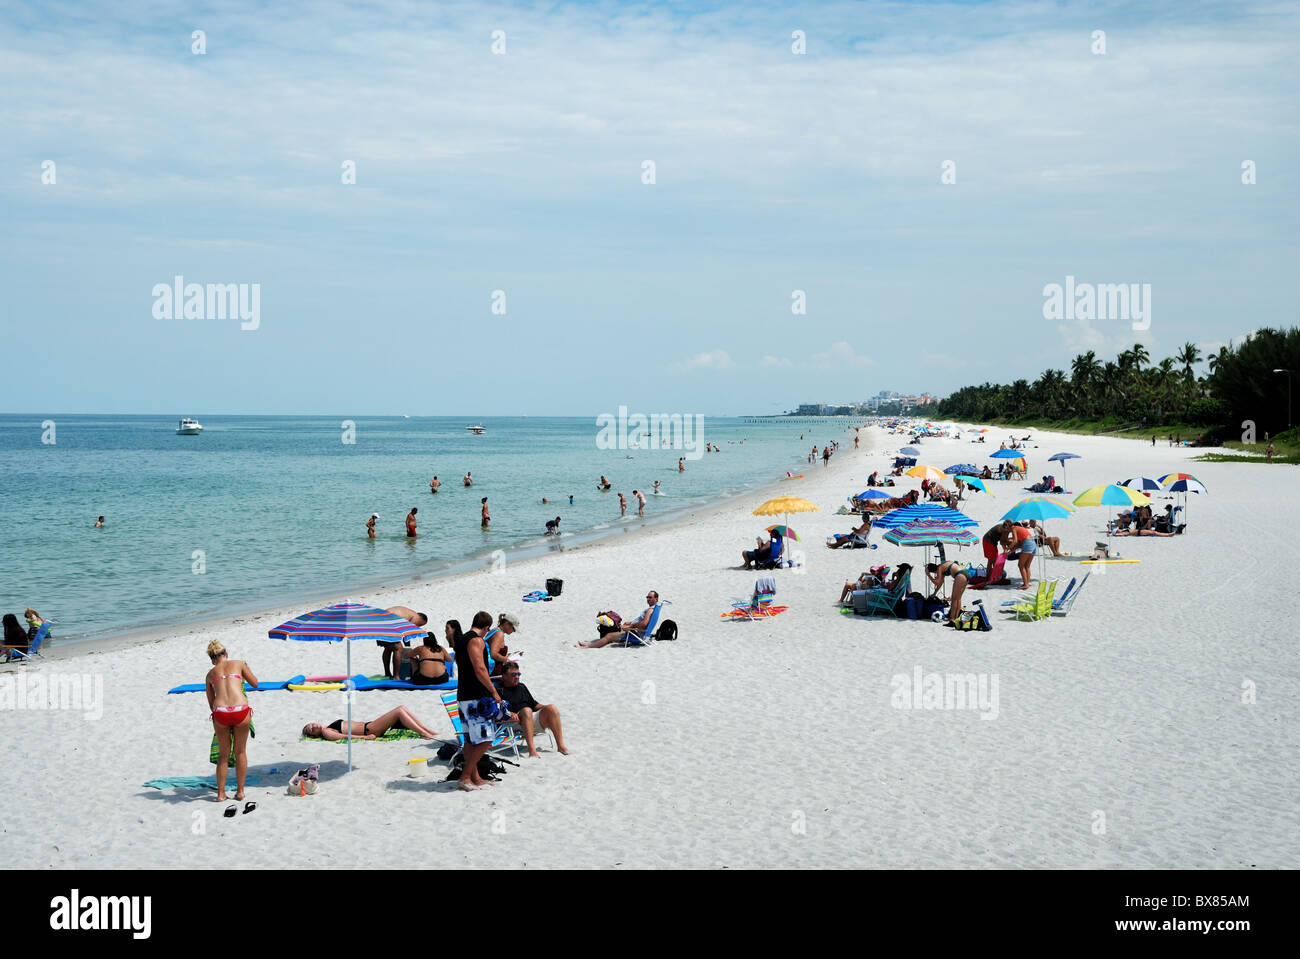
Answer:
209, 720, 256, 765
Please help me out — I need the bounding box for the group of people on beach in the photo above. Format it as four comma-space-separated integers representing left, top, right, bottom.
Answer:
204, 603, 570, 801
0, 608, 47, 660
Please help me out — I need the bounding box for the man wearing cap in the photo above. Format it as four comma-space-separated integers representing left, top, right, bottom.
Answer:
500, 663, 570, 757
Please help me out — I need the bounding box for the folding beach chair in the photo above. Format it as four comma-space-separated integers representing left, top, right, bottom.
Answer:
1051, 572, 1090, 616
5, 621, 50, 663
438, 690, 523, 761
848, 569, 912, 618
726, 577, 787, 620
618, 603, 665, 646
1001, 579, 1058, 622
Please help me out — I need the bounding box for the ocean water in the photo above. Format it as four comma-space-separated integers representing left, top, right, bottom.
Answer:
0, 414, 846, 642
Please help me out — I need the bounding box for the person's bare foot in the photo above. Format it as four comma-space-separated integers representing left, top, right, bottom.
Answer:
528, 750, 541, 758
457, 781, 478, 792
558, 746, 571, 755
235, 790, 245, 800
215, 794, 228, 802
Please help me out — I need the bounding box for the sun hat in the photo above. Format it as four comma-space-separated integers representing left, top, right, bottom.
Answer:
500, 612, 521, 630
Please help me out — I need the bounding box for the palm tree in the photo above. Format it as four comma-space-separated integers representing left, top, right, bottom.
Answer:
1176, 342, 1201, 383
1130, 342, 1150, 371
1071, 351, 1100, 389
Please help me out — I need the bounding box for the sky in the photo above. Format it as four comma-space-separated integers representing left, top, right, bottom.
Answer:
2, 0, 1296, 416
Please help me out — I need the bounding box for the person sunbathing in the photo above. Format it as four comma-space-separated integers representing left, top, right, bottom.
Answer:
839, 566, 888, 603
828, 517, 872, 549
848, 563, 912, 605
302, 706, 438, 740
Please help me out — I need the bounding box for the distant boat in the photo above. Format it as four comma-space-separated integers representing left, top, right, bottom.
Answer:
176, 417, 203, 435
466, 424, 486, 434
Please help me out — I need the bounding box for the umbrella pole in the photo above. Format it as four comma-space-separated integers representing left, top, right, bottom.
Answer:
346, 641, 353, 773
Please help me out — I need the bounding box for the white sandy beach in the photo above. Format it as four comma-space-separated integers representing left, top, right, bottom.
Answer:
3, 424, 1297, 869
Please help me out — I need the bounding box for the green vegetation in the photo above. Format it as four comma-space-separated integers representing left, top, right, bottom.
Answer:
916, 328, 1300, 457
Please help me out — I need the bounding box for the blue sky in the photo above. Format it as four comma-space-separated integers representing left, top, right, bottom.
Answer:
2, 0, 1296, 415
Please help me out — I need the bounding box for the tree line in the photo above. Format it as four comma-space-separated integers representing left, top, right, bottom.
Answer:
915, 328, 1300, 441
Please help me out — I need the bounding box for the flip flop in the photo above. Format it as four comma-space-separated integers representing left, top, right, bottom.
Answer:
223, 805, 237, 818
243, 802, 257, 815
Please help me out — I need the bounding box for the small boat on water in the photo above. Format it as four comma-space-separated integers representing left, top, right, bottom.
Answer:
176, 417, 203, 435
466, 424, 486, 434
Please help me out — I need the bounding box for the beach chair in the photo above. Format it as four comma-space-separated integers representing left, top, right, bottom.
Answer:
728, 576, 783, 620
1002, 579, 1058, 622
438, 690, 523, 761
849, 569, 911, 618
1051, 572, 1089, 616
619, 603, 665, 646
5, 621, 50, 663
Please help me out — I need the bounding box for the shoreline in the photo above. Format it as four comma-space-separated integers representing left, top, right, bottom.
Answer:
23, 426, 862, 663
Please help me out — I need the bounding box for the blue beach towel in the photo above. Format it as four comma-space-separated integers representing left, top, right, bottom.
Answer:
167, 675, 305, 695
143, 775, 263, 791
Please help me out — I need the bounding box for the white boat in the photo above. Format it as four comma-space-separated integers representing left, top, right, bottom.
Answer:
176, 417, 203, 435
466, 424, 486, 434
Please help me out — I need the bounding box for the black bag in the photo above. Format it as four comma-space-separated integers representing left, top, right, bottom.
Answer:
656, 619, 677, 641
546, 578, 563, 597
445, 753, 517, 781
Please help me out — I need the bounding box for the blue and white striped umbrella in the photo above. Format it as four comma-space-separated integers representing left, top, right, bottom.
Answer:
871, 504, 979, 529
269, 603, 426, 771
1118, 476, 1163, 491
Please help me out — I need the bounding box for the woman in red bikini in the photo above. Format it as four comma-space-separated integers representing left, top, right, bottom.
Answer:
205, 641, 258, 802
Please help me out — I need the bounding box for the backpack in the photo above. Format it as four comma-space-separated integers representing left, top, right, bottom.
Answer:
656, 619, 678, 641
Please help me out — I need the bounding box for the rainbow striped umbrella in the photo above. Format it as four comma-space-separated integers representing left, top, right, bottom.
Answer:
883, 519, 978, 546
871, 504, 979, 529
270, 603, 426, 771
1160, 472, 1206, 490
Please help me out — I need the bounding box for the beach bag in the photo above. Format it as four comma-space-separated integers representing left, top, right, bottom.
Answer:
953, 607, 992, 631
546, 578, 563, 597
656, 619, 677, 641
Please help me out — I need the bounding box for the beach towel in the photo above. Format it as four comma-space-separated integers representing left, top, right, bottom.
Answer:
144, 775, 263, 791
210, 721, 256, 765
351, 674, 455, 692
168, 675, 305, 694
300, 728, 423, 743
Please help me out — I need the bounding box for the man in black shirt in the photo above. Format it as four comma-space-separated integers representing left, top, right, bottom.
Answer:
455, 611, 506, 790
500, 664, 570, 757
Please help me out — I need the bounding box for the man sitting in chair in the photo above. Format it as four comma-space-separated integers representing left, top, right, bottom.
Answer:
499, 663, 570, 756
742, 533, 782, 569
577, 590, 661, 648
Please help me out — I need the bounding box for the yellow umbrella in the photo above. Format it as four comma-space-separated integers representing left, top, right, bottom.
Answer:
905, 464, 946, 483
753, 496, 820, 517
752, 496, 819, 564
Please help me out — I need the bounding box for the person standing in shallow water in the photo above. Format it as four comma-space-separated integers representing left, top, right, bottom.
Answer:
481, 497, 490, 528
366, 513, 378, 538
406, 507, 418, 537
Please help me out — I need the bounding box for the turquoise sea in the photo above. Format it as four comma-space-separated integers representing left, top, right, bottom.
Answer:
0, 414, 847, 642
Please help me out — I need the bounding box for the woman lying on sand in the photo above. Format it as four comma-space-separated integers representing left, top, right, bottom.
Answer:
302, 706, 438, 740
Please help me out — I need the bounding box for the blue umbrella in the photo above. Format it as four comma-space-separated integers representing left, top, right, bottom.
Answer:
854, 489, 892, 501
1048, 452, 1080, 490
944, 463, 979, 475
900, 446, 920, 456
990, 449, 1025, 459
1118, 476, 1162, 491
269, 602, 426, 772
1002, 499, 1075, 523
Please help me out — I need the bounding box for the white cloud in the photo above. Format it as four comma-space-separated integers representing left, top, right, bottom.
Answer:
809, 341, 874, 370
668, 349, 734, 374
760, 355, 792, 367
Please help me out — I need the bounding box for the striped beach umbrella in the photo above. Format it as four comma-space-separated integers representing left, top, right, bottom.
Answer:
872, 504, 979, 529
1119, 476, 1163, 491
883, 518, 978, 566
1159, 472, 1204, 487
1165, 478, 1207, 524
269, 602, 426, 772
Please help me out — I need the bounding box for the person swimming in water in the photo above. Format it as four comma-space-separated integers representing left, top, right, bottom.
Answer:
463, 472, 473, 486
598, 475, 611, 491
94, 515, 104, 528
366, 513, 378, 538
